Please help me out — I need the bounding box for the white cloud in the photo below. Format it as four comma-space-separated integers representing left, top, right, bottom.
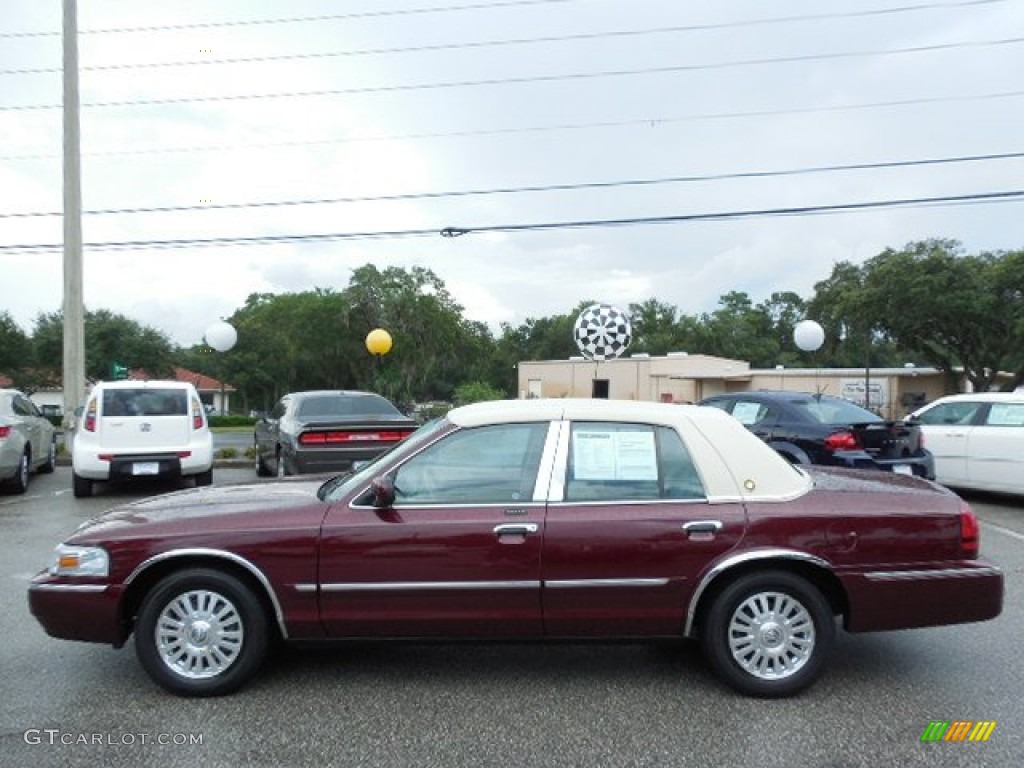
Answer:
2, 0, 1023, 345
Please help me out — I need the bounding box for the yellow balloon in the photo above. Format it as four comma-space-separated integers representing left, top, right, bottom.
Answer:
365, 328, 393, 356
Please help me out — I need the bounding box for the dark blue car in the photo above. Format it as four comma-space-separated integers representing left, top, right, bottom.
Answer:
699, 391, 935, 479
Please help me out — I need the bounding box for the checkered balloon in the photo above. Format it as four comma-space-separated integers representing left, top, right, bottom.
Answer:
573, 304, 633, 361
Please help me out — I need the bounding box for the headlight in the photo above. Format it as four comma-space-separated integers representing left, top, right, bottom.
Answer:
50, 545, 109, 577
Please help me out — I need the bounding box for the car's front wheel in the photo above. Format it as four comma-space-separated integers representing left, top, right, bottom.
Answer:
135, 568, 270, 697
700, 570, 834, 698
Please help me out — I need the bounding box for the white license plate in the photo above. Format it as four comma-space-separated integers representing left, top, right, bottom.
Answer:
893, 464, 912, 476
132, 462, 160, 476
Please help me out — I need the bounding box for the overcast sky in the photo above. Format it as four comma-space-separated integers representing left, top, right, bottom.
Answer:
2, 0, 1023, 347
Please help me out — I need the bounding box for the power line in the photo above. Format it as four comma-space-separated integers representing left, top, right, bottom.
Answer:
4, 150, 1024, 220
0, 0, 582, 38
3, 36, 1022, 112
3, 189, 1023, 254
0, 0, 1009, 75
4, 89, 1023, 161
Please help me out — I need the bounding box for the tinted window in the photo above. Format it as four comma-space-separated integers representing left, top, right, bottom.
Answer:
916, 401, 983, 426
985, 403, 1024, 426
565, 422, 704, 502
391, 422, 547, 504
12, 395, 35, 417
297, 394, 400, 419
727, 400, 775, 426
102, 389, 187, 417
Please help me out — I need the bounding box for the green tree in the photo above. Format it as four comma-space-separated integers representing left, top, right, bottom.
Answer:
453, 381, 506, 406
699, 291, 779, 367
32, 309, 175, 383
342, 265, 490, 403
628, 299, 682, 355
0, 312, 33, 386
858, 240, 1012, 391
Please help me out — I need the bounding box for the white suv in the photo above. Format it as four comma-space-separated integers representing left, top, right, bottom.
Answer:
72, 380, 213, 497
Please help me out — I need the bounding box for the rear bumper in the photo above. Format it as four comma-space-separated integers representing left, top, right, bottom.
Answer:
74, 449, 213, 480
841, 559, 1003, 632
832, 450, 935, 480
288, 445, 394, 475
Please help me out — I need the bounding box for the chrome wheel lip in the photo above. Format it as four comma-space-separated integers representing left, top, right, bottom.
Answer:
727, 590, 815, 681
155, 589, 244, 680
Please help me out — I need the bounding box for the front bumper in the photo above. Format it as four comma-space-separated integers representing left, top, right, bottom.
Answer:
27, 571, 128, 647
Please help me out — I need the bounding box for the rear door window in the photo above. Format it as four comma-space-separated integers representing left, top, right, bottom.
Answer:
564, 422, 705, 501
102, 389, 187, 417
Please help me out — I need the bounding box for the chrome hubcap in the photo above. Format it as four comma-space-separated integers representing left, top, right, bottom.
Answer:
728, 591, 815, 680
155, 589, 244, 679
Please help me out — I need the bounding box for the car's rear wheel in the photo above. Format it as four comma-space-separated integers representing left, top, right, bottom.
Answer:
194, 469, 213, 487
135, 568, 269, 697
700, 570, 834, 698
8, 452, 29, 493
255, 447, 272, 477
72, 472, 92, 498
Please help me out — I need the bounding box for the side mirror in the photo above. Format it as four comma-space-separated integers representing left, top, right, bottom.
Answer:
371, 475, 395, 508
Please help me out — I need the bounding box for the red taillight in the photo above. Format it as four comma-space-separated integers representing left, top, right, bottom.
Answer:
824, 430, 860, 451
84, 400, 97, 432
177, 451, 192, 458
0, 426, 10, 439
960, 506, 980, 559
299, 430, 413, 446
191, 396, 204, 430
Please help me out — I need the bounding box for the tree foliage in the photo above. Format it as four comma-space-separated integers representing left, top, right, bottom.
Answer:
0, 311, 32, 386
11, 246, 1023, 407
30, 309, 175, 384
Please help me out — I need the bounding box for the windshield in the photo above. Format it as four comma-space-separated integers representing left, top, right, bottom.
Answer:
318, 417, 449, 501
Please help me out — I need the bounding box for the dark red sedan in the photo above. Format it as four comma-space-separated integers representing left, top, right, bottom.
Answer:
28, 399, 1003, 698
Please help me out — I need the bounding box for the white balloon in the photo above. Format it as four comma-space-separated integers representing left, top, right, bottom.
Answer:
205, 321, 237, 352
793, 320, 825, 352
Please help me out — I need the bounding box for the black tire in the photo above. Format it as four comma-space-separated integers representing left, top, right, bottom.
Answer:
275, 449, 290, 478
700, 570, 834, 698
72, 472, 93, 498
135, 568, 269, 697
194, 468, 213, 487
8, 452, 29, 494
256, 448, 272, 477
39, 438, 57, 474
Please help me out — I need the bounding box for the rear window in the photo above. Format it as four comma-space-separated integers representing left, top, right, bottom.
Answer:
102, 388, 187, 417
297, 395, 400, 419
791, 397, 880, 425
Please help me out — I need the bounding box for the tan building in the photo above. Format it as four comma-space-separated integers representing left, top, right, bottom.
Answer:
517, 353, 1003, 419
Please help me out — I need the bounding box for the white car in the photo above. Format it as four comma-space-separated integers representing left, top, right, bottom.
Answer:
0, 389, 57, 493
71, 380, 213, 497
909, 392, 1024, 495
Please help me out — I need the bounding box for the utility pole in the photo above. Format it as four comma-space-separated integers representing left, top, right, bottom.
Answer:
62, 0, 85, 447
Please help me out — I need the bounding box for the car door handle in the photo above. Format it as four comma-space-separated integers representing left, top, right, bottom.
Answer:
493, 523, 539, 536
682, 520, 723, 534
